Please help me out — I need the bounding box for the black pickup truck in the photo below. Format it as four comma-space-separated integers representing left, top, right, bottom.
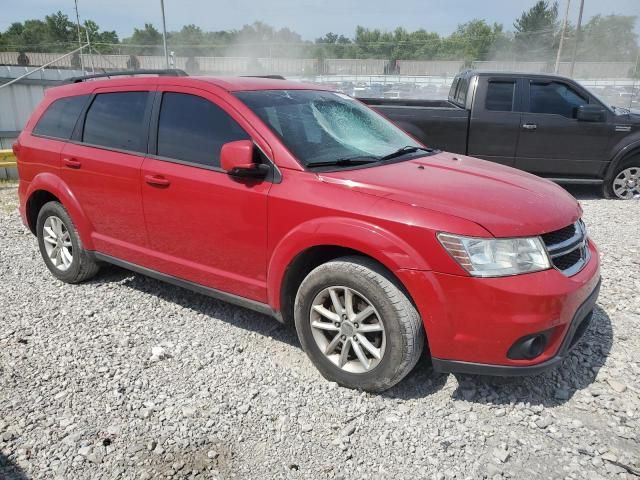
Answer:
362, 70, 640, 199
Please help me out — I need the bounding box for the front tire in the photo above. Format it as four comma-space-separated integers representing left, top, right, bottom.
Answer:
294, 256, 424, 392
36, 201, 99, 283
604, 157, 640, 199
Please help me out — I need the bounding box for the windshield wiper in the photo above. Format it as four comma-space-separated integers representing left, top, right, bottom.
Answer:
307, 156, 380, 168
379, 145, 433, 162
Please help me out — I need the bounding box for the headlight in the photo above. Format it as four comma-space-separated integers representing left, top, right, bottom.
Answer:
437, 233, 551, 277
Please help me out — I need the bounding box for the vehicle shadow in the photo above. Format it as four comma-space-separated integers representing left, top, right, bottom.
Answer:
0, 452, 28, 480
384, 305, 612, 405
449, 305, 613, 407
561, 184, 603, 200
90, 265, 612, 406
89, 264, 300, 348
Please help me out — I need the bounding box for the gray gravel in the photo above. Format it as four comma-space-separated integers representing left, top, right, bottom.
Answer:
1, 182, 639, 480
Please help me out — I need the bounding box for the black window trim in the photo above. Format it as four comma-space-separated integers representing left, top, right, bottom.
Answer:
71, 90, 155, 155
31, 94, 92, 142
484, 78, 518, 112
148, 90, 281, 183
523, 79, 599, 120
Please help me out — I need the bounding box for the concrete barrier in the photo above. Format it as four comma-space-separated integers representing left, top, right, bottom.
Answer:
0, 149, 16, 168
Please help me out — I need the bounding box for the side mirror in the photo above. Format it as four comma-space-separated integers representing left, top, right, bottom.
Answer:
576, 104, 606, 122
220, 140, 269, 179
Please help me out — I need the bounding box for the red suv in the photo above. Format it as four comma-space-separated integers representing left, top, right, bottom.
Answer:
15, 72, 601, 392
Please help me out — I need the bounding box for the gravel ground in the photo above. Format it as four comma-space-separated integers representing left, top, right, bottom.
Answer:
1, 181, 639, 480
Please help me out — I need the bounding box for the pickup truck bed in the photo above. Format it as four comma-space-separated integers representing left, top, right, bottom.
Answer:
361, 98, 469, 153
360, 70, 640, 199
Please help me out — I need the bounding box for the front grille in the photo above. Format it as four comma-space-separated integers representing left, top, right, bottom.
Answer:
541, 220, 589, 276
541, 224, 576, 245
553, 248, 583, 270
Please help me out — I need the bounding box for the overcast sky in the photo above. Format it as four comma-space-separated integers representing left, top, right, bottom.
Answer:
3, 0, 639, 40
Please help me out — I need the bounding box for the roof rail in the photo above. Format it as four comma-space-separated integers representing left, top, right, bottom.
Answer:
69, 69, 188, 83
242, 75, 286, 80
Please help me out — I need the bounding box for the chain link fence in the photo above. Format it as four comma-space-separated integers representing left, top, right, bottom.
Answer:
1, 38, 638, 105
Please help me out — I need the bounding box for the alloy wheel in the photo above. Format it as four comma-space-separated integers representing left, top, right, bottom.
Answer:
309, 286, 386, 373
613, 167, 640, 199
42, 216, 73, 271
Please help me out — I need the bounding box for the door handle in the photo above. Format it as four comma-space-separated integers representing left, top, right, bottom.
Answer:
144, 174, 171, 187
522, 123, 538, 130
63, 157, 82, 169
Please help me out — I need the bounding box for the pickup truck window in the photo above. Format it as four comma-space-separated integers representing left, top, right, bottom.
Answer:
453, 77, 470, 107
157, 92, 249, 167
448, 77, 460, 103
236, 90, 419, 167
530, 82, 588, 118
486, 82, 515, 111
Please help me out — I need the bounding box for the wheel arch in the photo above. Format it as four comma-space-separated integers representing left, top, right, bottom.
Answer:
268, 217, 430, 325
604, 138, 640, 182
25, 173, 95, 249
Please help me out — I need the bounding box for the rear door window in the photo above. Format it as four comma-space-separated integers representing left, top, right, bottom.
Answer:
156, 92, 249, 168
485, 82, 516, 111
33, 95, 88, 140
529, 82, 588, 118
83, 92, 150, 152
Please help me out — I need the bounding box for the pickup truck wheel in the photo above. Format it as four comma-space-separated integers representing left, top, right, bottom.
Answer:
294, 256, 424, 392
36, 201, 99, 283
604, 159, 640, 199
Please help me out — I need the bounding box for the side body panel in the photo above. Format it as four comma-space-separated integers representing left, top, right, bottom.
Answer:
467, 76, 523, 167
139, 85, 273, 302
368, 104, 469, 153
515, 78, 612, 177
59, 84, 154, 262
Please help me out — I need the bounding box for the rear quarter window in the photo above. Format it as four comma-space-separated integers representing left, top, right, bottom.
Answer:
455, 77, 470, 106
32, 95, 88, 140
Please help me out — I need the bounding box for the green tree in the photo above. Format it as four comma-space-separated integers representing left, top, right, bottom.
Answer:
315, 32, 353, 58
123, 23, 164, 55
513, 1, 559, 60
44, 11, 75, 44
0, 12, 119, 54
441, 20, 506, 61
578, 15, 638, 62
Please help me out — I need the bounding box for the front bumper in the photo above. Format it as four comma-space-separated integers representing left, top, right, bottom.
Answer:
431, 277, 600, 376
397, 239, 601, 374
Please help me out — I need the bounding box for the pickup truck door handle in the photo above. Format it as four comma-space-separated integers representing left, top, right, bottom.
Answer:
144, 174, 171, 187
522, 123, 538, 130
63, 157, 82, 169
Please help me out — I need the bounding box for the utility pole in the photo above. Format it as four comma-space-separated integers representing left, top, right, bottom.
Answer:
73, 0, 85, 71
569, 0, 585, 77
555, 0, 571, 74
85, 29, 95, 74
160, 0, 169, 69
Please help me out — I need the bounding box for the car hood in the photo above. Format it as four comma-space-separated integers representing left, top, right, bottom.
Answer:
318, 152, 581, 237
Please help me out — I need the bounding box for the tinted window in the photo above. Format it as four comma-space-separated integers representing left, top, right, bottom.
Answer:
454, 76, 470, 106
448, 77, 460, 102
83, 92, 149, 152
530, 82, 588, 118
486, 82, 515, 111
33, 95, 88, 139
157, 92, 249, 167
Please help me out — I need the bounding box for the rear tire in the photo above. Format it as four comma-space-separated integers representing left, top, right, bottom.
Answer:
294, 256, 424, 392
36, 201, 99, 283
603, 157, 640, 199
